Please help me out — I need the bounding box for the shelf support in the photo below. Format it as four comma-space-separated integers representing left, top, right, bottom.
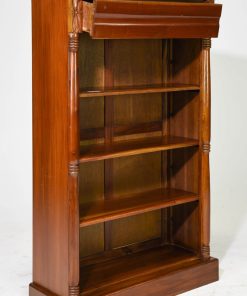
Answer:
68, 32, 80, 296
200, 38, 211, 260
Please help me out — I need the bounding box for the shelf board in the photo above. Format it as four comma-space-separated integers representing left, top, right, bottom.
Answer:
79, 83, 200, 98
80, 245, 204, 295
80, 188, 198, 227
80, 135, 198, 163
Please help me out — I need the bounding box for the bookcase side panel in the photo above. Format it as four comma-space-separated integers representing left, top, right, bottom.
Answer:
32, 0, 70, 295
169, 40, 201, 252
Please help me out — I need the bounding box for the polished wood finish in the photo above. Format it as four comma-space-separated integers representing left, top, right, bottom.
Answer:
104, 39, 162, 251
80, 121, 162, 141
68, 32, 80, 295
200, 38, 212, 259
103, 258, 218, 296
80, 83, 199, 98
103, 40, 115, 252
32, 0, 222, 295
170, 39, 201, 252
79, 0, 222, 39
80, 188, 198, 227
80, 135, 199, 163
80, 245, 218, 296
32, 0, 70, 295
30, 284, 58, 296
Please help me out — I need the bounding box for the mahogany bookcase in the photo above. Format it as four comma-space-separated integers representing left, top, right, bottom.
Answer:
30, 0, 222, 295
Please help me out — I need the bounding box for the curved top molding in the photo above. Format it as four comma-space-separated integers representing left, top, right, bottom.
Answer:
75, 0, 222, 39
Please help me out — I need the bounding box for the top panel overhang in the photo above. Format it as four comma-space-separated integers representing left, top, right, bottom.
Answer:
76, 0, 222, 39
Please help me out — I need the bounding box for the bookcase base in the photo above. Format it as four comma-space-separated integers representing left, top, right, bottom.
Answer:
30, 257, 218, 296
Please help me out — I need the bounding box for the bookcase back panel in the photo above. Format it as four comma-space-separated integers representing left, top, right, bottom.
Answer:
79, 34, 104, 89
171, 39, 201, 140
170, 147, 199, 194
105, 39, 163, 86
79, 34, 105, 144
111, 153, 162, 248
172, 201, 200, 251
111, 212, 162, 248
114, 93, 162, 128
170, 92, 199, 140
80, 224, 105, 258
79, 162, 104, 204
112, 153, 162, 196
80, 98, 104, 130
173, 39, 201, 86
168, 40, 201, 252
79, 162, 105, 258
107, 39, 164, 142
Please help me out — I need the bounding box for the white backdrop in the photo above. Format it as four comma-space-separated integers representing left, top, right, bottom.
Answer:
0, 0, 246, 295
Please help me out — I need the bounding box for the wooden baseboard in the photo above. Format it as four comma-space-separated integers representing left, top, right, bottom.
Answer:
29, 283, 59, 296
30, 257, 218, 296
107, 257, 219, 296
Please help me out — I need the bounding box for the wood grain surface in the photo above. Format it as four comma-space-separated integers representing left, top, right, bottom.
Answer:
79, 0, 222, 39
32, 0, 69, 295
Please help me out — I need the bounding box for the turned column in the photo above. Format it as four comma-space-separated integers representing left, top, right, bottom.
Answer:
200, 38, 211, 260
68, 32, 80, 296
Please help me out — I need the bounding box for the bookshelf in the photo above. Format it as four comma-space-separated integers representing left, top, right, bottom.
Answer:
30, 0, 222, 295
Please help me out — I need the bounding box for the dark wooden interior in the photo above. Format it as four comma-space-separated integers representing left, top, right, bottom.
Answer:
31, 0, 222, 295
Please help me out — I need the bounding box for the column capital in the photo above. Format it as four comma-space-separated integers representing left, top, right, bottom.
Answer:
202, 38, 211, 49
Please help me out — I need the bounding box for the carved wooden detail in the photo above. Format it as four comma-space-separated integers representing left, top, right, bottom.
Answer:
69, 285, 80, 296
201, 245, 210, 260
69, 32, 79, 52
72, 0, 83, 33
200, 37, 212, 260
69, 162, 80, 177
202, 143, 211, 154
71, 0, 92, 33
68, 32, 80, 294
202, 38, 212, 49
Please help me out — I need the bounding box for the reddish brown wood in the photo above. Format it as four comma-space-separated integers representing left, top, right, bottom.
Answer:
101, 39, 164, 250
161, 39, 173, 244
104, 40, 114, 251
169, 39, 201, 253
80, 121, 162, 141
79, 0, 222, 39
80, 245, 218, 296
80, 188, 198, 227
68, 33, 80, 295
105, 258, 218, 296
32, 0, 70, 295
80, 136, 199, 163
32, 1, 221, 295
79, 83, 200, 98
29, 284, 59, 296
199, 38, 212, 259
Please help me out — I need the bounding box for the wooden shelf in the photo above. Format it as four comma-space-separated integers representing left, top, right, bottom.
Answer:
79, 0, 222, 39
80, 188, 198, 227
80, 135, 198, 163
80, 245, 216, 296
79, 83, 200, 98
